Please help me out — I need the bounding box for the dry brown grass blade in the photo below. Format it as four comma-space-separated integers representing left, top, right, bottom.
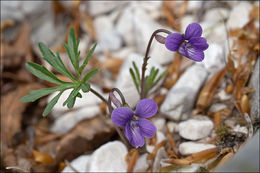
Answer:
146, 140, 167, 172
205, 136, 217, 144
147, 140, 167, 161
1, 83, 43, 146
0, 19, 15, 32
127, 149, 139, 172
196, 67, 226, 111
240, 94, 250, 115
52, 0, 66, 17
32, 150, 55, 165
2, 22, 33, 68
100, 52, 124, 78
166, 148, 219, 165
166, 125, 176, 149
153, 94, 166, 108
162, 1, 187, 31
162, 2, 180, 31
82, 13, 97, 40
163, 53, 182, 89
214, 112, 222, 130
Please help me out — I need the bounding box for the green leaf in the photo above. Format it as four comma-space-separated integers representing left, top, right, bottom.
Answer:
129, 68, 139, 93
63, 28, 80, 77
64, 43, 78, 73
83, 69, 98, 83
82, 83, 90, 93
55, 52, 77, 81
79, 43, 97, 74
67, 96, 76, 109
132, 61, 141, 83
63, 84, 82, 108
152, 69, 168, 88
43, 91, 63, 117
20, 87, 61, 103
26, 62, 65, 85
39, 42, 76, 81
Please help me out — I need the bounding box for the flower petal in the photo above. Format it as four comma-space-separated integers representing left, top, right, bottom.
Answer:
178, 43, 205, 62
184, 23, 202, 40
189, 37, 209, 51
165, 33, 184, 51
111, 107, 134, 127
124, 120, 145, 148
135, 99, 158, 118
138, 119, 156, 138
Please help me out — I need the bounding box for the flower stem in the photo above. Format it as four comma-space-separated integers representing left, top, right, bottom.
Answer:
90, 87, 132, 150
140, 29, 172, 99
90, 88, 108, 105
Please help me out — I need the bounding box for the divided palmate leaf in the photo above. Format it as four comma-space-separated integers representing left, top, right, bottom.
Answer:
26, 62, 65, 85
38, 42, 76, 81
43, 91, 63, 117
83, 69, 98, 83
79, 43, 97, 74
21, 28, 99, 117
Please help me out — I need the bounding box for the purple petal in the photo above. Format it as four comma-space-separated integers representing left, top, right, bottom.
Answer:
135, 99, 158, 118
111, 107, 134, 127
165, 33, 184, 51
178, 42, 204, 62
189, 37, 209, 51
138, 119, 156, 138
124, 120, 145, 148
184, 23, 202, 40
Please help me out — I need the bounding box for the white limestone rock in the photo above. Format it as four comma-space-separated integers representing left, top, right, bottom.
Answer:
227, 2, 253, 29
249, 58, 260, 123
50, 106, 100, 134
153, 147, 167, 172
233, 125, 248, 135
181, 15, 196, 33
179, 142, 216, 155
153, 118, 166, 132
160, 65, 208, 120
94, 15, 122, 51
62, 155, 91, 173
115, 53, 165, 107
88, 141, 128, 172
48, 85, 103, 117
134, 154, 149, 172
167, 122, 179, 133
217, 89, 232, 101
209, 103, 227, 113
203, 8, 229, 23
1, 1, 47, 22
87, 1, 127, 16
115, 7, 135, 46
179, 117, 214, 140
48, 85, 103, 134
187, 1, 203, 13
200, 43, 225, 73
115, 5, 174, 65
146, 131, 166, 153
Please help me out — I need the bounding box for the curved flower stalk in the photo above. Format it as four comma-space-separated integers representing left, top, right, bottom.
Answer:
165, 23, 209, 61
111, 99, 157, 148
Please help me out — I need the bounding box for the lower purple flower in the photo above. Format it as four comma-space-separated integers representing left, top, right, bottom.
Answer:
165, 23, 209, 62
111, 99, 158, 148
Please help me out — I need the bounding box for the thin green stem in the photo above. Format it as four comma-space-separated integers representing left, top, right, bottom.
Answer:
90, 88, 108, 105
140, 29, 171, 99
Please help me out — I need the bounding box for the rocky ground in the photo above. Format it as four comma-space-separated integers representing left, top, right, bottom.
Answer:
1, 1, 259, 172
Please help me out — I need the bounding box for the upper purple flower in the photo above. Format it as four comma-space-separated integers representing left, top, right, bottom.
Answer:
165, 23, 209, 62
111, 99, 157, 148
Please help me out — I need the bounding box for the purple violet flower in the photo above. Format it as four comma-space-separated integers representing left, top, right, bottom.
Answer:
111, 99, 157, 148
165, 23, 209, 62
